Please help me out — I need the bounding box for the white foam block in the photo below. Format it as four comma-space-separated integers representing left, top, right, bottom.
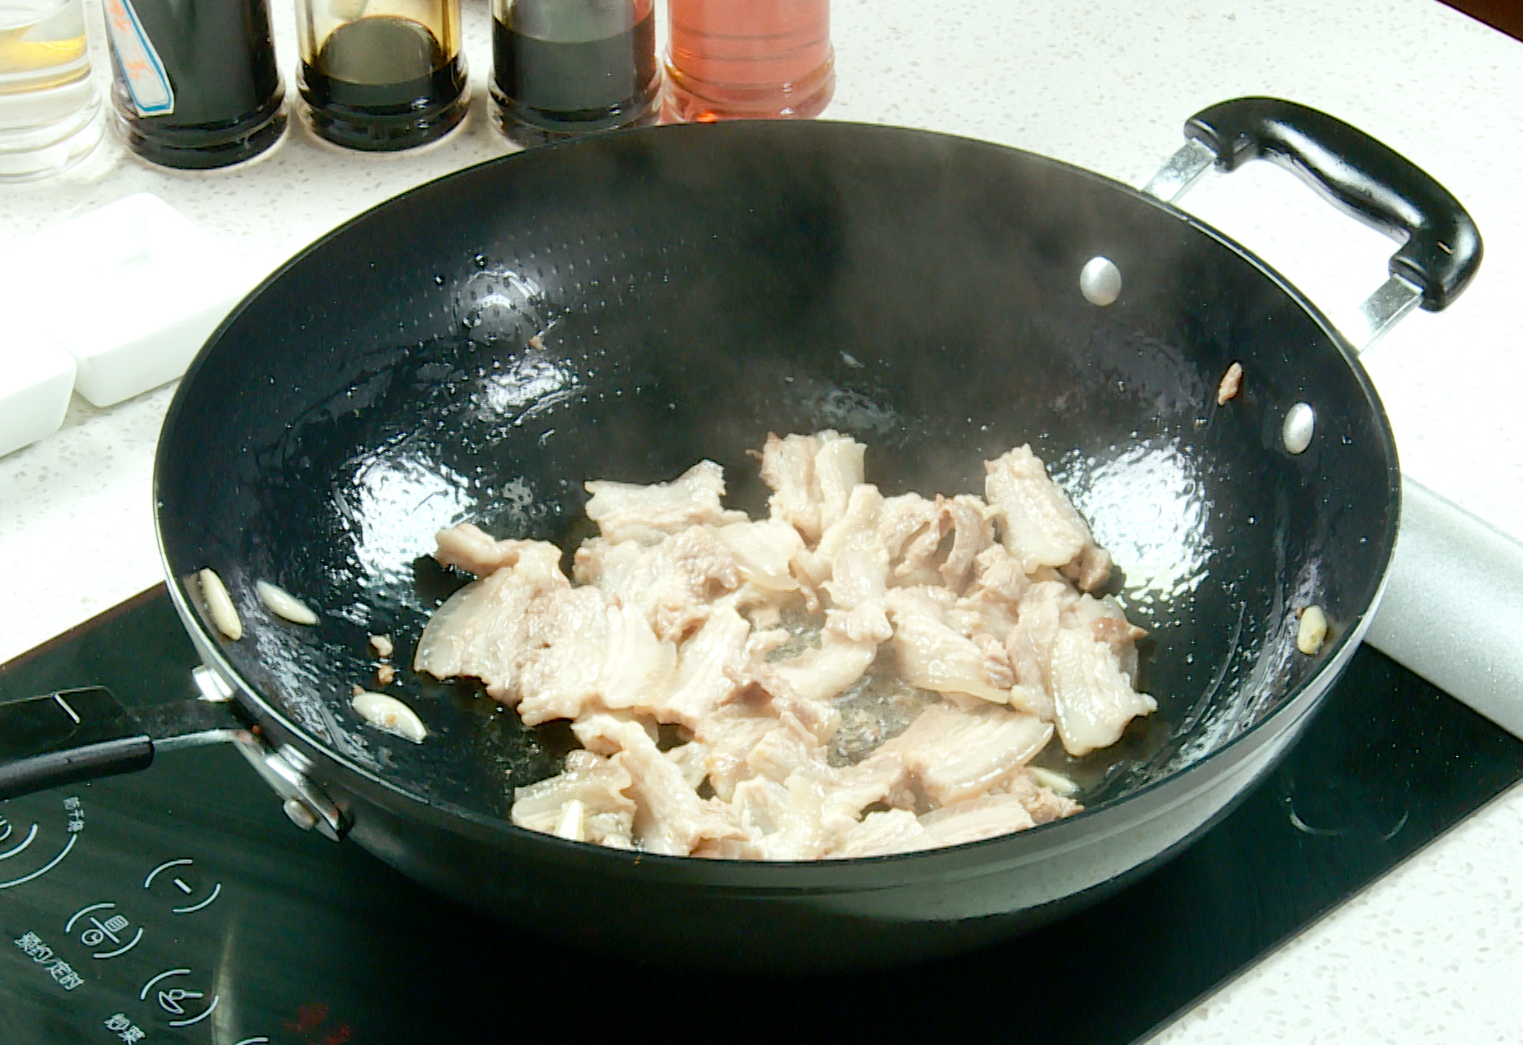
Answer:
0, 318, 77, 459
4, 193, 254, 407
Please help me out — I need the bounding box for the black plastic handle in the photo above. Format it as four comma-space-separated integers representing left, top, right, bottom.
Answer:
1184, 97, 1482, 311
0, 688, 240, 801
0, 688, 151, 800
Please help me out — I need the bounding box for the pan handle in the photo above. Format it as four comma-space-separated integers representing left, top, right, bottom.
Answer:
1144, 97, 1482, 346
0, 686, 243, 801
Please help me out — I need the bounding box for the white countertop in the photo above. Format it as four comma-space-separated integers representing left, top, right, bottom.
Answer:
2, 0, 1520, 1038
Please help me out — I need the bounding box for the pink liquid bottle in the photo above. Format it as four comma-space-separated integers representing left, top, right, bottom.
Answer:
663, 0, 834, 122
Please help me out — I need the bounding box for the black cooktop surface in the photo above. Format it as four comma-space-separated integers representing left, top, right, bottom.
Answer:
1, 587, 1520, 1045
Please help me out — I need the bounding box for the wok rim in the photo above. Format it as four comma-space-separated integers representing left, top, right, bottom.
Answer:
152, 118, 1402, 874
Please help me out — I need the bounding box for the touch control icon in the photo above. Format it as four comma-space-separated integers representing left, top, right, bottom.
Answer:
143, 858, 222, 914
0, 797, 83, 890
64, 902, 143, 959
140, 968, 220, 1027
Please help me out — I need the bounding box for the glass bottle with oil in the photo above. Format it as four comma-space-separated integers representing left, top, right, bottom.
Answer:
0, 0, 103, 179
490, 0, 659, 147
296, 0, 467, 151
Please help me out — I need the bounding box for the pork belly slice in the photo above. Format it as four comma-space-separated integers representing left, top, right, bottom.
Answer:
696, 703, 779, 802
818, 499, 891, 613
759, 430, 866, 545
897, 793, 1038, 851
877, 493, 942, 564
879, 701, 1053, 805
765, 630, 878, 703
666, 740, 711, 791
795, 482, 884, 596
514, 588, 679, 726
1001, 578, 1073, 720
940, 495, 996, 588
1068, 592, 1147, 680
511, 749, 638, 848
884, 588, 1014, 705
744, 710, 824, 784
813, 434, 868, 537
729, 775, 824, 859
600, 718, 741, 855
571, 711, 658, 756
574, 525, 741, 642
825, 598, 893, 645
433, 523, 563, 578
967, 540, 1028, 608
658, 601, 753, 727
886, 494, 995, 591
829, 808, 925, 858
984, 445, 1111, 590
726, 748, 915, 861
1049, 626, 1156, 757
583, 460, 748, 545
713, 518, 804, 592
412, 539, 570, 699
1001, 580, 1153, 754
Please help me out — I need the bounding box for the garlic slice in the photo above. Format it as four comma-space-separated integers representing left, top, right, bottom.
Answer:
554, 799, 586, 841
199, 568, 242, 641
352, 690, 428, 743
1297, 605, 1329, 655
1027, 766, 1080, 797
256, 580, 319, 625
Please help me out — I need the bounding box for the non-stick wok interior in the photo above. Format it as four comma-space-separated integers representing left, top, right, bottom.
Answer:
156, 121, 1398, 828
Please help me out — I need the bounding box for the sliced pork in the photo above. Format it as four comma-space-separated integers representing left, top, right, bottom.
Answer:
879, 702, 1053, 805
584, 459, 748, 544
420, 432, 1156, 860
984, 445, 1111, 590
758, 430, 866, 544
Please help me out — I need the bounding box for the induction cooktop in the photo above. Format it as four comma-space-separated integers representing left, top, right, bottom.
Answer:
1, 586, 1519, 1045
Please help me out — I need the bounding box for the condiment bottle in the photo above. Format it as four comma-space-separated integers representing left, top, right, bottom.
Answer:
490, 0, 659, 147
101, 0, 285, 169
664, 0, 834, 122
296, 0, 468, 151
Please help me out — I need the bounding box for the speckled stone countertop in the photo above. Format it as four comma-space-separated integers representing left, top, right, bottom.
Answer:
2, 1, 1519, 1039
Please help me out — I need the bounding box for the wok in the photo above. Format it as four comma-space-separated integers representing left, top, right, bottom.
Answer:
0, 98, 1481, 970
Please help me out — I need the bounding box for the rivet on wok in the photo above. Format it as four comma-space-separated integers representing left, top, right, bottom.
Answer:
1283, 402, 1315, 454
1079, 257, 1122, 306
282, 796, 320, 832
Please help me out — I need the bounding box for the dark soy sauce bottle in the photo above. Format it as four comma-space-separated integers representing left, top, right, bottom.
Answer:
296, 0, 467, 151
491, 0, 659, 147
103, 0, 286, 169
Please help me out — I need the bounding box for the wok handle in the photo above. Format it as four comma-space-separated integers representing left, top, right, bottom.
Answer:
0, 687, 241, 801
1182, 97, 1482, 313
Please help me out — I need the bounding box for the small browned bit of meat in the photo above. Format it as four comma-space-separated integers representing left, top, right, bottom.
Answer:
375, 664, 396, 686
1217, 361, 1244, 406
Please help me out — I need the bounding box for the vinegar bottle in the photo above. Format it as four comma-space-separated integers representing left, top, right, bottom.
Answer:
663, 0, 834, 122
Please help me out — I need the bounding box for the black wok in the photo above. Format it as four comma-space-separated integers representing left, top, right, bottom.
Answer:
0, 98, 1481, 970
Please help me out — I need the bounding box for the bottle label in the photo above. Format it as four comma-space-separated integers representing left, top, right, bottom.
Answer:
102, 0, 175, 117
